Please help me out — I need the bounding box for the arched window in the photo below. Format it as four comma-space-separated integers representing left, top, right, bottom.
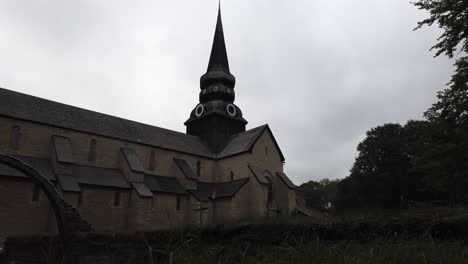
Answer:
176, 196, 181, 211
78, 192, 83, 207
31, 183, 40, 203
149, 150, 156, 171
196, 160, 201, 178
9, 125, 21, 150
230, 171, 234, 181
88, 139, 97, 162
266, 177, 273, 204
113, 191, 120, 207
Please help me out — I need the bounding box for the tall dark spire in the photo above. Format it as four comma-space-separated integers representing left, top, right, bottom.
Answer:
207, 5, 230, 73
185, 4, 247, 153
199, 4, 236, 100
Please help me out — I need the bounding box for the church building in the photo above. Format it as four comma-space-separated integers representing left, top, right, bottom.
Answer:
0, 7, 297, 240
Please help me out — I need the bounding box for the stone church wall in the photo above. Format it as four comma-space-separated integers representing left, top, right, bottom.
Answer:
76, 186, 130, 232
0, 115, 295, 237
0, 178, 57, 244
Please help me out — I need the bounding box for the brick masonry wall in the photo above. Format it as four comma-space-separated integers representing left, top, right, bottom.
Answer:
0, 115, 296, 236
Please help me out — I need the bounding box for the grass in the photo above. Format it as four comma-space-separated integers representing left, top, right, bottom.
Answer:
169, 238, 468, 264
140, 210, 468, 264
5, 208, 468, 263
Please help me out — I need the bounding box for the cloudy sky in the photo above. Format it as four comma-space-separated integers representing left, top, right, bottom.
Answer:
0, 1, 454, 184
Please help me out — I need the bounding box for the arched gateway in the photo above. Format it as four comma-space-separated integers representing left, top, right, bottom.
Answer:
0, 153, 93, 241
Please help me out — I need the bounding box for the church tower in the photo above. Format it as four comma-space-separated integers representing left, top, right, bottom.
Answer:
185, 6, 248, 153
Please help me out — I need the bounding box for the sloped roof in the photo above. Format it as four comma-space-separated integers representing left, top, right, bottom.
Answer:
189, 178, 249, 201
72, 165, 131, 189
57, 174, 81, 192
0, 88, 212, 158
296, 204, 320, 217
213, 178, 249, 199
174, 158, 198, 180
144, 175, 187, 195
276, 172, 297, 189
121, 148, 145, 173
0, 155, 56, 181
217, 125, 285, 161
132, 182, 153, 198
0, 88, 285, 162
248, 164, 269, 185
52, 135, 74, 164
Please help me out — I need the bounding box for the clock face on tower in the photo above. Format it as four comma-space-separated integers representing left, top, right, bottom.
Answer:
195, 104, 205, 117
226, 104, 237, 117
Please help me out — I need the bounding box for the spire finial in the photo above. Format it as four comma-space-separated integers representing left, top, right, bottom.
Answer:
206, 2, 230, 73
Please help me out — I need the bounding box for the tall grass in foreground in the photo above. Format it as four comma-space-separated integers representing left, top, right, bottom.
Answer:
168, 238, 468, 264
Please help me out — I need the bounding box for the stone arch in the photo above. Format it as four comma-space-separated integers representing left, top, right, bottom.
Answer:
0, 153, 93, 242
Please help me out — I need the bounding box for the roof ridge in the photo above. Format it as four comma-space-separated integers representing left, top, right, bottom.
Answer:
0, 87, 192, 138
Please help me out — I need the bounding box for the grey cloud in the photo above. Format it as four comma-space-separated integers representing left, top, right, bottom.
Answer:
0, 1, 454, 185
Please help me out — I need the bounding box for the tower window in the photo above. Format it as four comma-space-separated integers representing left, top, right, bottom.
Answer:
265, 146, 268, 156
176, 196, 181, 211
113, 191, 120, 207
88, 139, 97, 162
9, 125, 21, 150
149, 150, 156, 171
230, 171, 234, 181
32, 183, 40, 202
196, 161, 201, 178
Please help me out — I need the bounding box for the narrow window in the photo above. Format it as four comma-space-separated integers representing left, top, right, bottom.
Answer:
230, 171, 234, 181
88, 139, 97, 162
266, 177, 273, 204
32, 183, 40, 202
176, 196, 181, 211
113, 191, 120, 207
196, 160, 201, 178
78, 192, 83, 207
265, 146, 268, 156
149, 150, 156, 171
9, 125, 21, 150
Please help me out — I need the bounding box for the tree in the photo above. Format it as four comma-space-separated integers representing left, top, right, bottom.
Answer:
297, 179, 340, 211
414, 0, 468, 126
342, 124, 410, 209
412, 0, 468, 206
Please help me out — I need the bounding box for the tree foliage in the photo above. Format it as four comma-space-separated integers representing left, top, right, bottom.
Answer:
414, 0, 468, 58
414, 0, 468, 126
308, 1, 468, 212
297, 179, 339, 211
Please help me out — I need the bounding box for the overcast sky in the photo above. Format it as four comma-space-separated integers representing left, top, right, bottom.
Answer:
0, 1, 454, 184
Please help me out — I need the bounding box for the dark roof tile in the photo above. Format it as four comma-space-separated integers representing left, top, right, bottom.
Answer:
248, 164, 269, 185
72, 165, 130, 189
0, 155, 56, 181
276, 172, 296, 189
52, 135, 74, 164
174, 158, 197, 180
190, 178, 249, 201
144, 175, 187, 195
57, 174, 80, 192
121, 148, 145, 173
131, 182, 153, 198
217, 125, 266, 159
0, 88, 285, 161
0, 88, 212, 158
217, 125, 285, 161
